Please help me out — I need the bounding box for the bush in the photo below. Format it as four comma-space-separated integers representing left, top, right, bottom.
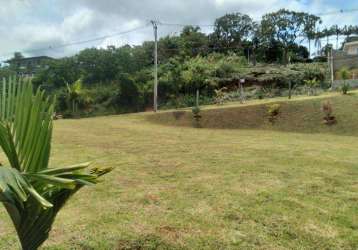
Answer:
339, 67, 350, 81
255, 87, 264, 100
214, 87, 228, 105
322, 101, 336, 125
192, 105, 202, 128
341, 82, 350, 95
267, 104, 281, 123
304, 78, 319, 96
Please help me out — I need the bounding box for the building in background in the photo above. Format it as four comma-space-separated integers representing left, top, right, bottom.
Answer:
332, 37, 358, 75
5, 55, 54, 77
343, 37, 358, 55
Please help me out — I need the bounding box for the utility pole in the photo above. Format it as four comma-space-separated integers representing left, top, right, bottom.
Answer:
196, 89, 200, 107
151, 20, 158, 112
330, 46, 334, 89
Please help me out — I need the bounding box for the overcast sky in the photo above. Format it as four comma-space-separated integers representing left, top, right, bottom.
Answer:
0, 0, 357, 61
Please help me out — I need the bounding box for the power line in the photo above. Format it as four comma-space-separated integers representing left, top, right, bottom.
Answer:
0, 25, 149, 61
160, 22, 215, 27
2, 7, 358, 62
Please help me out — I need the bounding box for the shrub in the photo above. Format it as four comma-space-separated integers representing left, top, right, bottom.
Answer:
339, 68, 350, 95
255, 87, 264, 99
267, 104, 281, 123
192, 106, 202, 128
339, 67, 350, 81
322, 100, 337, 125
304, 78, 319, 96
214, 87, 228, 105
341, 82, 350, 95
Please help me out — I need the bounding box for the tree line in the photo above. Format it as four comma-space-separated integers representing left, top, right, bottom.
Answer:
1, 9, 354, 115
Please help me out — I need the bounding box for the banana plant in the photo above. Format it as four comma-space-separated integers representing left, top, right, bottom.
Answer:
0, 77, 111, 250
66, 79, 83, 114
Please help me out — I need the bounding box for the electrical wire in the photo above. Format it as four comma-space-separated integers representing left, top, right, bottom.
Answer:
1, 7, 358, 61
0, 25, 149, 61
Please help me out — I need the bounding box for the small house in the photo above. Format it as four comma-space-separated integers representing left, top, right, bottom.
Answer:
343, 37, 358, 55
5, 56, 54, 77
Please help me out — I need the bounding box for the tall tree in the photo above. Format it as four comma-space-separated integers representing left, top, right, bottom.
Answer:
212, 13, 254, 51
302, 14, 322, 56
261, 9, 306, 64
330, 25, 342, 49
179, 26, 208, 57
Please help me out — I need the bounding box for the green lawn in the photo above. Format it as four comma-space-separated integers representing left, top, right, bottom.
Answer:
1, 92, 358, 249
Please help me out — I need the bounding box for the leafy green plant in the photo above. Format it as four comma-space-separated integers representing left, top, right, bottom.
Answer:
192, 106, 202, 128
66, 78, 83, 114
304, 78, 319, 96
267, 104, 281, 123
214, 87, 228, 105
339, 68, 350, 95
0, 77, 111, 250
255, 87, 264, 99
322, 100, 337, 125
341, 82, 350, 95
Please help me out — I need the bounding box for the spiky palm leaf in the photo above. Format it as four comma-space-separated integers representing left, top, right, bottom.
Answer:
0, 77, 111, 250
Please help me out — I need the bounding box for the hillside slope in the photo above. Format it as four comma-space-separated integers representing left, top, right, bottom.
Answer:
147, 92, 358, 136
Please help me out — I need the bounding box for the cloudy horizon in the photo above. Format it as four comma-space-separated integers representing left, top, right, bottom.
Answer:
0, 0, 357, 61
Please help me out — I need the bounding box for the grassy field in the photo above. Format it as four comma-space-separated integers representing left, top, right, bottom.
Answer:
1, 92, 358, 249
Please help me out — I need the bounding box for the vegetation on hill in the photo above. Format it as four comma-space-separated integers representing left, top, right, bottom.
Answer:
3, 8, 352, 117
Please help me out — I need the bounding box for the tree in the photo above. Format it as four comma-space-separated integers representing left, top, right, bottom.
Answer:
33, 57, 81, 88
302, 14, 322, 56
158, 35, 181, 61
14, 52, 24, 59
0, 77, 111, 249
261, 9, 306, 64
8, 52, 25, 72
77, 47, 118, 84
212, 13, 254, 51
112, 74, 142, 112
181, 56, 216, 94
330, 25, 342, 49
341, 25, 358, 39
66, 78, 83, 114
179, 26, 208, 57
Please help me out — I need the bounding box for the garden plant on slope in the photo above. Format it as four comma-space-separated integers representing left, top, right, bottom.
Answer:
0, 77, 111, 250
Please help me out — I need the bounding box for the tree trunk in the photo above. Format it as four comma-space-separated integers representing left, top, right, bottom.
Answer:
72, 100, 75, 114
284, 47, 289, 66
252, 46, 257, 66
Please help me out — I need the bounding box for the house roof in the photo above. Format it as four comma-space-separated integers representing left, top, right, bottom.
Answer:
346, 36, 358, 43
5, 56, 54, 63
343, 37, 358, 51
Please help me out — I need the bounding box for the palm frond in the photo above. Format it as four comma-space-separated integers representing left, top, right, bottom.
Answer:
0, 77, 112, 250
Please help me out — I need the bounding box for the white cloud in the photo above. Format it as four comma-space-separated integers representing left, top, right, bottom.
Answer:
0, 0, 357, 60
